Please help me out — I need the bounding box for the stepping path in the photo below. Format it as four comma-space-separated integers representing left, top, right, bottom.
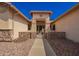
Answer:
28, 38, 46, 56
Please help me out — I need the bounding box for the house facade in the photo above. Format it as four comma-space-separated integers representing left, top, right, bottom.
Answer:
0, 2, 79, 42
0, 3, 52, 41
51, 4, 79, 42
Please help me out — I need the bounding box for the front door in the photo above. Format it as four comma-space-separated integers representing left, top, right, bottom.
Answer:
37, 25, 45, 34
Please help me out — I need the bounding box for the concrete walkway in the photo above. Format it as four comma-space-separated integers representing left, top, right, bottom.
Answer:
28, 38, 46, 56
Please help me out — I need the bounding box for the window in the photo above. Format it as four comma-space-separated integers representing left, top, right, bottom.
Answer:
50, 24, 56, 31
28, 25, 31, 30
53, 24, 56, 31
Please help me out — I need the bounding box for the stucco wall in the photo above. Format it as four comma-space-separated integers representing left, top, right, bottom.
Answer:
0, 9, 9, 29
55, 8, 79, 42
32, 13, 49, 20
13, 15, 28, 39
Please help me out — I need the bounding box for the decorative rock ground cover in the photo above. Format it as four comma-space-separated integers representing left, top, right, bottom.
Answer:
0, 39, 35, 56
47, 38, 79, 56
44, 32, 79, 56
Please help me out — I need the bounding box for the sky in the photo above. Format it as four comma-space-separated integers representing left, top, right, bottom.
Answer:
12, 2, 78, 20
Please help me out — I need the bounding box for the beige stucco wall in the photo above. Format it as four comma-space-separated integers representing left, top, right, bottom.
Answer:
32, 13, 50, 20
13, 15, 28, 39
0, 9, 9, 29
55, 8, 79, 42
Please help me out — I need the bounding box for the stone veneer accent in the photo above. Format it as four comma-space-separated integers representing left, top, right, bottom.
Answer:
43, 32, 66, 40
19, 32, 36, 39
0, 30, 36, 42
0, 29, 12, 41
19, 32, 31, 39
31, 32, 36, 39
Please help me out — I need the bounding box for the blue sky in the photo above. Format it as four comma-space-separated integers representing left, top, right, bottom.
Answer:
12, 2, 78, 20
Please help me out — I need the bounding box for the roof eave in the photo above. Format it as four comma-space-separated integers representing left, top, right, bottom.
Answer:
6, 2, 31, 23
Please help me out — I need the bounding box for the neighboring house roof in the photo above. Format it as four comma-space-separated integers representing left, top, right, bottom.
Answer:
0, 2, 31, 23
51, 3, 79, 24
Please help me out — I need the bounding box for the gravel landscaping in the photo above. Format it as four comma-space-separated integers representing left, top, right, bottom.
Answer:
47, 38, 79, 56
0, 39, 35, 56
43, 32, 79, 56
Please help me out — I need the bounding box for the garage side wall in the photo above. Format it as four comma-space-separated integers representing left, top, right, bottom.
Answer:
55, 8, 79, 42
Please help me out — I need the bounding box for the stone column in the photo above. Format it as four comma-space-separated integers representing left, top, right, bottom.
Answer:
45, 18, 50, 33
31, 19, 36, 32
